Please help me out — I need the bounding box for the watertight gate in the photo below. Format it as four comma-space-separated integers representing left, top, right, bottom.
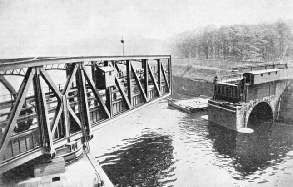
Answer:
0, 55, 172, 174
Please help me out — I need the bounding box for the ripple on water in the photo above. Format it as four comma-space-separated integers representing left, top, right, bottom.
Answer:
95, 100, 293, 186
98, 131, 176, 186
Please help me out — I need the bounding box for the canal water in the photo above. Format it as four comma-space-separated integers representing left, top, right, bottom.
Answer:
90, 98, 293, 187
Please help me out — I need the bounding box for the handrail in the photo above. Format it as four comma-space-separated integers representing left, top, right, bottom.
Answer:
232, 61, 289, 72
217, 74, 243, 84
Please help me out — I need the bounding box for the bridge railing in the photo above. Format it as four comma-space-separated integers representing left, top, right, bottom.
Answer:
231, 61, 289, 73
214, 83, 241, 103
217, 74, 243, 84
0, 55, 172, 173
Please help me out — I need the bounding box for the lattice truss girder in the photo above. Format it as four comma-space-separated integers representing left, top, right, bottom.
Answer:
110, 59, 170, 102
0, 56, 172, 173
0, 63, 114, 162
0, 68, 26, 77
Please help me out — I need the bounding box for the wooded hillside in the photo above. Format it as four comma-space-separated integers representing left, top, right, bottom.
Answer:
173, 21, 293, 61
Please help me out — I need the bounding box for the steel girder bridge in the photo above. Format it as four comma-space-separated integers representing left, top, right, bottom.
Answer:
0, 55, 172, 174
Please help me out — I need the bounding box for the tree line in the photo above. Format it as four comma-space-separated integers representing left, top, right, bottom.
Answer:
173, 21, 293, 61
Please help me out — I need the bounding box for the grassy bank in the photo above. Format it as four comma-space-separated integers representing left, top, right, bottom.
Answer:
171, 59, 237, 97
172, 58, 293, 82
172, 58, 235, 83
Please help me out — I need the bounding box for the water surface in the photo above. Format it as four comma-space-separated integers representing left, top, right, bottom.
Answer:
90, 99, 293, 186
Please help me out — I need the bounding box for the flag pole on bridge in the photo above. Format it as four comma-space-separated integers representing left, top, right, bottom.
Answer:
121, 36, 124, 56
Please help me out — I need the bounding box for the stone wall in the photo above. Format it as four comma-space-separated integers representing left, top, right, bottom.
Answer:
279, 80, 293, 122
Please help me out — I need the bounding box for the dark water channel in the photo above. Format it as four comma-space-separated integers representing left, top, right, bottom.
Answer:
90, 98, 293, 186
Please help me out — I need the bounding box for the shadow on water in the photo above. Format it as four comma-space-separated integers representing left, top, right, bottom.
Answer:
207, 119, 293, 179
98, 131, 175, 187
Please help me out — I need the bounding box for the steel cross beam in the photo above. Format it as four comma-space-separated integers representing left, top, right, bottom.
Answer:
126, 60, 132, 105
157, 60, 161, 91
76, 63, 92, 138
168, 58, 172, 94
33, 67, 55, 156
143, 59, 149, 101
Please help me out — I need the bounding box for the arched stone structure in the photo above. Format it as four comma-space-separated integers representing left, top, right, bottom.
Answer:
246, 102, 274, 127
208, 66, 290, 131
244, 96, 275, 128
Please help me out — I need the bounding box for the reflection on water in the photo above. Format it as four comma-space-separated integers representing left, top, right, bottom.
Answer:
208, 121, 293, 181
95, 100, 293, 186
98, 131, 175, 186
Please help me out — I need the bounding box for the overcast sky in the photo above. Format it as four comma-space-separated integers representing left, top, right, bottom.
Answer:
0, 0, 292, 58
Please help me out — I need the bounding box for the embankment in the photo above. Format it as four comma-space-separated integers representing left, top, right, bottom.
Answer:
172, 76, 213, 97
172, 61, 231, 97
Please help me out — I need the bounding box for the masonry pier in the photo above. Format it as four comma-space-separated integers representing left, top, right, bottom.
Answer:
208, 62, 290, 131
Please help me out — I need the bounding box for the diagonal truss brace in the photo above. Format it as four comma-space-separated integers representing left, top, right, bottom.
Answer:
82, 64, 111, 118
0, 68, 35, 162
112, 63, 132, 109
147, 63, 161, 97
130, 64, 148, 102
61, 64, 82, 129
161, 63, 170, 92
114, 75, 132, 109
40, 68, 63, 136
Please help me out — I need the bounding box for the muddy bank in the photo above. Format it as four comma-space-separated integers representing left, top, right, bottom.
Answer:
171, 62, 230, 97
173, 64, 231, 82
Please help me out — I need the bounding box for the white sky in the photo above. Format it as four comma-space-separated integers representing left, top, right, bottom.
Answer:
0, 0, 292, 58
